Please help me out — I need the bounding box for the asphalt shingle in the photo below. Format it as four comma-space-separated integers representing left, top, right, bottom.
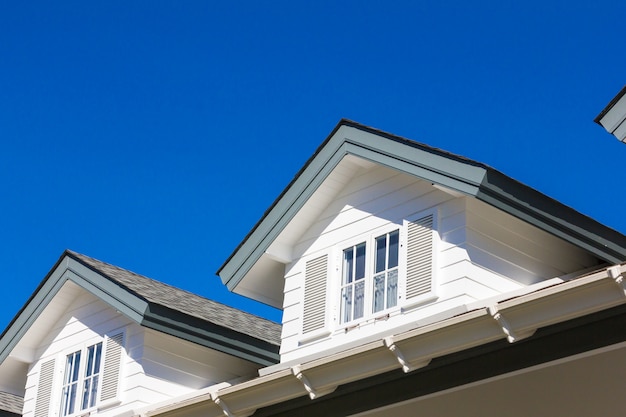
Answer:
67, 250, 281, 346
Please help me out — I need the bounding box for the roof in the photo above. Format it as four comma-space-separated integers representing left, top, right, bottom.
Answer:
0, 392, 22, 416
218, 120, 626, 301
67, 251, 281, 345
0, 250, 281, 367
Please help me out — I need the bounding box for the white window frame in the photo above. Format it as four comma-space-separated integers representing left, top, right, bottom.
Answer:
58, 340, 104, 417
335, 223, 403, 327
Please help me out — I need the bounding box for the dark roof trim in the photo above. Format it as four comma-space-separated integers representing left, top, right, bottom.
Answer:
253, 303, 626, 417
219, 120, 626, 292
594, 85, 626, 124
0, 251, 279, 366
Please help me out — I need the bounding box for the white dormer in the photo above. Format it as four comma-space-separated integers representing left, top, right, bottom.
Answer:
218, 120, 626, 366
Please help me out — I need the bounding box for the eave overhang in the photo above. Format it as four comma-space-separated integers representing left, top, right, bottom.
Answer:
218, 120, 626, 302
0, 251, 279, 368
145, 263, 626, 417
595, 85, 626, 143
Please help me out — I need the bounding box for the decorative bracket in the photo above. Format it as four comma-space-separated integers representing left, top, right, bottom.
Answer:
383, 337, 430, 373
608, 265, 626, 296
291, 366, 335, 399
211, 394, 253, 417
488, 305, 534, 343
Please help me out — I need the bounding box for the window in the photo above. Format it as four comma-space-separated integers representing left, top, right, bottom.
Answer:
300, 211, 436, 336
60, 342, 103, 416
340, 229, 400, 324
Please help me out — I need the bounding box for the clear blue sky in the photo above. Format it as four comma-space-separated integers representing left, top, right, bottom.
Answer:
1, 1, 625, 329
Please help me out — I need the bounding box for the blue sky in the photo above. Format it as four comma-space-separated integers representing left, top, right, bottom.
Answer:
1, 1, 625, 329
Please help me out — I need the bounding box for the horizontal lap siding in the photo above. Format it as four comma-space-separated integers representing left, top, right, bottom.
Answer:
465, 199, 599, 284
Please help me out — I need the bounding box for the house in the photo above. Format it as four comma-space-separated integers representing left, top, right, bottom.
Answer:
0, 251, 280, 417
2, 120, 626, 417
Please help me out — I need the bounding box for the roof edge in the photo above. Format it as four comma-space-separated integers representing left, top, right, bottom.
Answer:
594, 85, 626, 124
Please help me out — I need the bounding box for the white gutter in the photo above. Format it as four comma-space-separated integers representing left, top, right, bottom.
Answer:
136, 264, 626, 417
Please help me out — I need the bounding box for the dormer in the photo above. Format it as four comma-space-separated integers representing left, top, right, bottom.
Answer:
218, 120, 626, 365
0, 251, 280, 416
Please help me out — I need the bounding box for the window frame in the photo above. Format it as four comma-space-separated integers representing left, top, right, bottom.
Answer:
58, 340, 104, 417
335, 223, 404, 327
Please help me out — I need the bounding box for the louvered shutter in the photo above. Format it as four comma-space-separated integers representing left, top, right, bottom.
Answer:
405, 214, 434, 300
302, 255, 328, 334
34, 359, 55, 417
100, 332, 124, 402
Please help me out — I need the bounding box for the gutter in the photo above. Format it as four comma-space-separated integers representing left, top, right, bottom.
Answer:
136, 264, 626, 417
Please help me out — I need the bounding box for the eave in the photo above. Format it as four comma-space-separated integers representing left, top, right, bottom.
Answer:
218, 120, 626, 304
595, 85, 626, 143
143, 263, 626, 417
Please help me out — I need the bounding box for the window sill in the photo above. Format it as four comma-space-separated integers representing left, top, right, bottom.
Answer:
97, 398, 122, 412
299, 328, 331, 345
401, 293, 438, 312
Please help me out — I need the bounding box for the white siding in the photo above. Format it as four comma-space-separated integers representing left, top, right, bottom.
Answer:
279, 165, 602, 363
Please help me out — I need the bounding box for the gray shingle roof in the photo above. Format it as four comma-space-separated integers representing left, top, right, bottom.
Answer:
67, 250, 281, 346
0, 391, 23, 415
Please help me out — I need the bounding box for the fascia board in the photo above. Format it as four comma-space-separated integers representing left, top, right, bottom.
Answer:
220, 128, 350, 291
0, 263, 68, 364
140, 305, 279, 366
65, 258, 148, 323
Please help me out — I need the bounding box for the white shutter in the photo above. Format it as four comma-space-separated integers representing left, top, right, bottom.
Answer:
405, 214, 434, 300
100, 332, 124, 402
34, 359, 55, 417
302, 255, 328, 334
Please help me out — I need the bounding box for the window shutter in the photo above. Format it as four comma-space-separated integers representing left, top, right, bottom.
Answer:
302, 255, 328, 334
405, 214, 434, 300
100, 332, 124, 402
34, 359, 55, 417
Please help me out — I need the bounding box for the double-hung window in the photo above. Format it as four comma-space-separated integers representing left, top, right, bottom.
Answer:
60, 342, 103, 416
340, 229, 401, 324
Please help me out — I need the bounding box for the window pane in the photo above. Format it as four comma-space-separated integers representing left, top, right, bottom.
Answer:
373, 273, 385, 313
388, 230, 399, 269
67, 384, 77, 415
71, 352, 81, 381
387, 269, 398, 308
341, 286, 352, 323
375, 235, 386, 273
354, 281, 365, 319
94, 343, 102, 374
82, 379, 91, 410
355, 243, 366, 280
89, 375, 99, 408
86, 345, 95, 377
343, 248, 354, 284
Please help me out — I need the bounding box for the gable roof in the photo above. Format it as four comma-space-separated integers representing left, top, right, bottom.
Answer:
218, 119, 626, 305
0, 250, 280, 368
